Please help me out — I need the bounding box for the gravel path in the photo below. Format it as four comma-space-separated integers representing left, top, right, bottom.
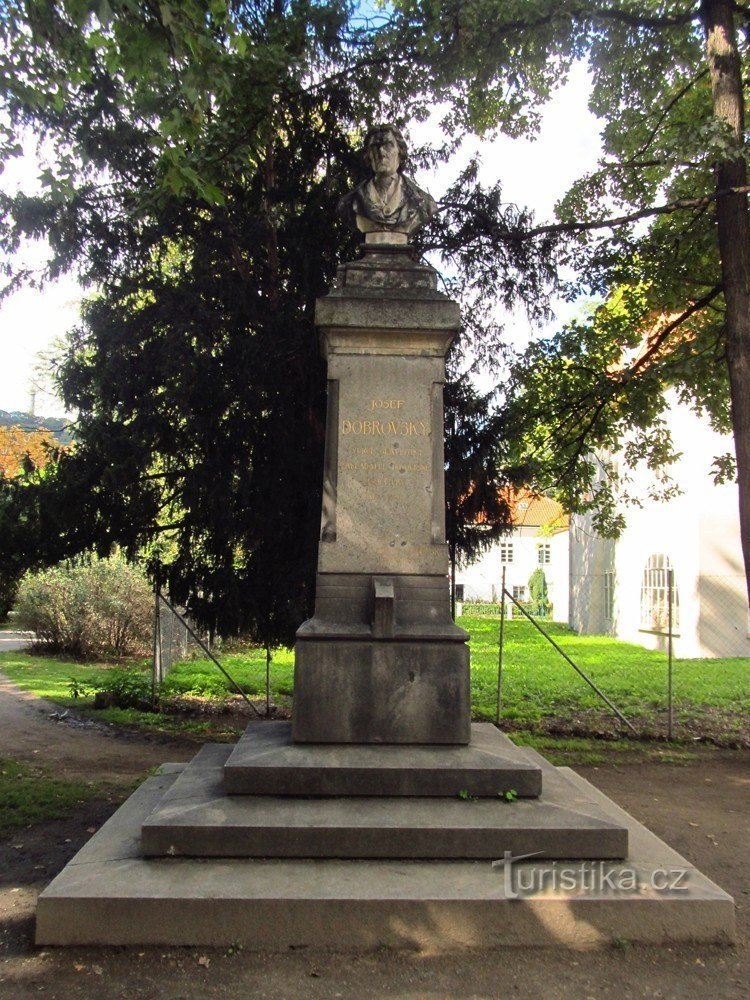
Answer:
0, 671, 194, 784
0, 633, 34, 653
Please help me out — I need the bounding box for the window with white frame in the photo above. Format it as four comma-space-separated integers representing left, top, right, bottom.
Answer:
537, 543, 551, 565
512, 585, 526, 601
639, 554, 679, 633
500, 541, 514, 563
603, 572, 615, 621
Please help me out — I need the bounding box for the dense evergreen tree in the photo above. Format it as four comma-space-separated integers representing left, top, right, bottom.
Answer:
0, 2, 522, 641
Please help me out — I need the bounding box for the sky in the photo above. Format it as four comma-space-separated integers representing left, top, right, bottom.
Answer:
0, 62, 602, 418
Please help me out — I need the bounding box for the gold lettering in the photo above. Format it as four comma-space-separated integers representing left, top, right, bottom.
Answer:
341, 416, 429, 437
370, 399, 405, 410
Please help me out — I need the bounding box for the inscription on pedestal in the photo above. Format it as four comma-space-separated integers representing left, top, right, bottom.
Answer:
340, 402, 430, 482
324, 359, 439, 572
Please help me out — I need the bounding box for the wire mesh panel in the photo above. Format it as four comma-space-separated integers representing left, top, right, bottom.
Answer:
153, 596, 202, 684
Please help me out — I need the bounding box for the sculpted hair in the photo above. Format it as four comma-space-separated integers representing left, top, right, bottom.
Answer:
363, 124, 408, 171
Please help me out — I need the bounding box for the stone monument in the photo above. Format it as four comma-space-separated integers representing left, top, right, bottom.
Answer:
34, 126, 735, 950
294, 122, 469, 744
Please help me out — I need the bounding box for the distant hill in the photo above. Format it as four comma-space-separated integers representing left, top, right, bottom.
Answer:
0, 410, 74, 445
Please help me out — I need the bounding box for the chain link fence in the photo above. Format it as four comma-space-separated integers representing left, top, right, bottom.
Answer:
459, 569, 750, 745
152, 594, 203, 685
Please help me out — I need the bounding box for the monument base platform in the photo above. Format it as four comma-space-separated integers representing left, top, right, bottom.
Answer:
36, 759, 735, 949
141, 741, 626, 859
224, 722, 542, 797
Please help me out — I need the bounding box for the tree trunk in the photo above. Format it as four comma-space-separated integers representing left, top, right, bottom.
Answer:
701, 0, 750, 603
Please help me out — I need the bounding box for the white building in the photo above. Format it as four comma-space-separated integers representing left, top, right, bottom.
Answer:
569, 400, 749, 658
457, 491, 570, 620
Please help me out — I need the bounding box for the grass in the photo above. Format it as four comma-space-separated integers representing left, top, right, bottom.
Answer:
0, 616, 748, 745
0, 757, 101, 838
463, 617, 750, 725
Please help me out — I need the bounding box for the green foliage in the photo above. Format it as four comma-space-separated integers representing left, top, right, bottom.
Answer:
0, 576, 17, 622
392, 1, 749, 564
14, 555, 152, 659
3, 0, 750, 632
89, 666, 152, 709
160, 663, 244, 699
527, 567, 550, 617
67, 675, 91, 699
0, 1, 558, 645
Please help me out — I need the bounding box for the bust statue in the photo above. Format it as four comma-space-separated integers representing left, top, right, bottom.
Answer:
337, 124, 437, 239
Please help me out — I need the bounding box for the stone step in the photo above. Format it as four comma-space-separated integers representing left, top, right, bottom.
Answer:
36, 765, 735, 948
223, 722, 542, 797
140, 743, 628, 860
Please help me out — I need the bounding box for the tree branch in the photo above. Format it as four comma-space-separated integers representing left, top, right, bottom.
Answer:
442, 185, 750, 242
618, 285, 724, 383
582, 4, 700, 28
632, 69, 709, 159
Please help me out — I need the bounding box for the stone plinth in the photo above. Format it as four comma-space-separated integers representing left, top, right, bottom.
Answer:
223, 722, 542, 797
36, 760, 735, 949
141, 742, 627, 860
293, 246, 468, 744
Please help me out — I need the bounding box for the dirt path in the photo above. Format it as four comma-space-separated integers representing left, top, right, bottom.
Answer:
0, 673, 194, 785
0, 674, 748, 998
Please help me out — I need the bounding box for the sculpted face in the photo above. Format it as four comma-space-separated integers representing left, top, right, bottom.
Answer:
367, 129, 401, 178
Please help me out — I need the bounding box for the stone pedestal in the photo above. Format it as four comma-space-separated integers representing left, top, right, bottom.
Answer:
293, 245, 469, 744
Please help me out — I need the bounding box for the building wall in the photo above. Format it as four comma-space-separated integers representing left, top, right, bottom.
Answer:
569, 402, 749, 658
458, 526, 569, 621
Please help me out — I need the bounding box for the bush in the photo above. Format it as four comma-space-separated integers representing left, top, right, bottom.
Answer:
90, 668, 152, 709
161, 668, 236, 699
14, 555, 153, 659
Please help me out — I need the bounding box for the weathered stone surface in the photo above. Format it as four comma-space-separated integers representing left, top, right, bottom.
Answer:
296, 574, 466, 638
141, 742, 626, 860
316, 351, 447, 578
36, 765, 735, 949
293, 638, 470, 744
224, 722, 542, 797
337, 125, 437, 238
295, 247, 468, 745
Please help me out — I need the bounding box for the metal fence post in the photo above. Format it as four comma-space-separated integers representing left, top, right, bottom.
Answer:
152, 586, 162, 708
668, 567, 674, 739
495, 565, 507, 725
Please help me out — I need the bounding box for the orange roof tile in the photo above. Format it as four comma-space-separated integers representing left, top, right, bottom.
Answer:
503, 488, 569, 532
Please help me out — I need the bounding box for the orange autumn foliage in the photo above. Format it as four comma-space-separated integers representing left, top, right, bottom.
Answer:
0, 426, 58, 477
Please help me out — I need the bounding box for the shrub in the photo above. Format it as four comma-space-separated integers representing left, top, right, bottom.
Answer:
14, 555, 153, 659
161, 669, 235, 699
90, 668, 152, 709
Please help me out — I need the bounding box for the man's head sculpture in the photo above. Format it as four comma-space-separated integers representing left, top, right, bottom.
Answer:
337, 123, 437, 239
363, 124, 408, 175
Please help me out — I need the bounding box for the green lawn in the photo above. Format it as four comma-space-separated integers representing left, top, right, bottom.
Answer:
1, 617, 747, 743
464, 617, 750, 724
0, 757, 101, 838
